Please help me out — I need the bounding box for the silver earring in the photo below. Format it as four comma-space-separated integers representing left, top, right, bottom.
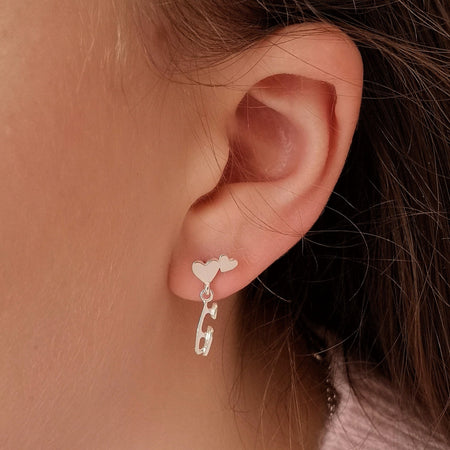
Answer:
192, 255, 238, 356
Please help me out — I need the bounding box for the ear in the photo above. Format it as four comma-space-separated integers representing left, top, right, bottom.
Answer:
169, 24, 363, 301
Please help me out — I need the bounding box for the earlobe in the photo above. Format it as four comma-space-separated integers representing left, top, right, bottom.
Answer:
168, 24, 363, 302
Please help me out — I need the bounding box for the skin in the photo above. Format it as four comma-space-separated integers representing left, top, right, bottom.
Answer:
0, 2, 227, 447
0, 1, 363, 448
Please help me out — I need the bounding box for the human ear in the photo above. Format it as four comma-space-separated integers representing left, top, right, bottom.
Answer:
168, 24, 363, 301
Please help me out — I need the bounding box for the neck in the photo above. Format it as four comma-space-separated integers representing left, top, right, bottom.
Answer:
138, 293, 245, 447
88, 291, 329, 449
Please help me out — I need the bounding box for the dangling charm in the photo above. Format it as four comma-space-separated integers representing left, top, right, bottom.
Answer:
192, 255, 238, 356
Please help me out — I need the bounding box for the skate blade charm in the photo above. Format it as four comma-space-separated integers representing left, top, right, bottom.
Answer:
192, 255, 238, 356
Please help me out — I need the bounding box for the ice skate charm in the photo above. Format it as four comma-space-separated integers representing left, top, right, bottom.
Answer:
192, 255, 238, 356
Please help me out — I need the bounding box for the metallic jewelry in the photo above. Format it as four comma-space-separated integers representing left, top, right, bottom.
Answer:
312, 351, 338, 419
192, 255, 238, 356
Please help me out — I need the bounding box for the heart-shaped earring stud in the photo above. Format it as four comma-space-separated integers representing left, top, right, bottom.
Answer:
192, 255, 238, 356
218, 255, 238, 273
192, 259, 220, 285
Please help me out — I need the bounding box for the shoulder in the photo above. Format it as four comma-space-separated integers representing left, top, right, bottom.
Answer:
319, 353, 448, 450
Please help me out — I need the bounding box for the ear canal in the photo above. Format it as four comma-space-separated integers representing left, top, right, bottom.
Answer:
222, 74, 336, 189
225, 92, 302, 183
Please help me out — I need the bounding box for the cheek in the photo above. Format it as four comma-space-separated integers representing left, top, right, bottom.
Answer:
0, 3, 173, 299
0, 1, 190, 441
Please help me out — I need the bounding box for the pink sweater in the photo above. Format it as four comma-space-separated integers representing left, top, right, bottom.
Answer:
319, 357, 448, 449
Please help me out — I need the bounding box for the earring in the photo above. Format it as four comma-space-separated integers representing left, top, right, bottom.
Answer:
192, 255, 238, 356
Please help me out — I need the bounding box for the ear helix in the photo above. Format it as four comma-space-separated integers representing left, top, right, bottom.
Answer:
191, 255, 238, 356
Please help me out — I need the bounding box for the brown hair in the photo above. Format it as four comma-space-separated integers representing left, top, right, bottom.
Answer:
134, 0, 449, 441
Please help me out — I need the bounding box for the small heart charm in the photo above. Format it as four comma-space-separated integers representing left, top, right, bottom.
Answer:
218, 255, 238, 273
192, 259, 220, 285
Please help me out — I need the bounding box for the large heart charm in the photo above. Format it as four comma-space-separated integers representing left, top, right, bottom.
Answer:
192, 259, 220, 285
218, 255, 238, 272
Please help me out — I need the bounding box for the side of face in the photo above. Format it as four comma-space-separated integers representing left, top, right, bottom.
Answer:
0, 1, 207, 443
0, 1, 363, 446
